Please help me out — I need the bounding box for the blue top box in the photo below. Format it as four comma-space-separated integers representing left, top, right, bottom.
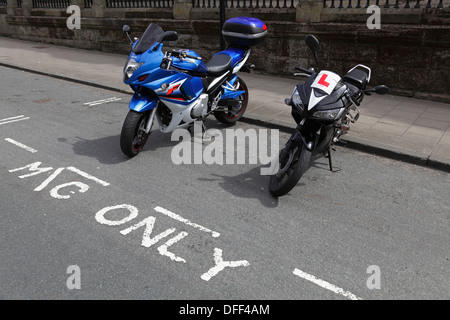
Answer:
222, 17, 268, 48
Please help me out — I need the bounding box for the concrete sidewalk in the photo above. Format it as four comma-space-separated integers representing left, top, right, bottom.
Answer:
1, 36, 449, 172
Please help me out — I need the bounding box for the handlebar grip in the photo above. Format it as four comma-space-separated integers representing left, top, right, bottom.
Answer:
185, 54, 202, 60
295, 66, 313, 75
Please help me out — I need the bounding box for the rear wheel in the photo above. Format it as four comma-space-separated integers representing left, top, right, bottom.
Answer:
269, 143, 312, 197
120, 110, 151, 158
214, 77, 248, 125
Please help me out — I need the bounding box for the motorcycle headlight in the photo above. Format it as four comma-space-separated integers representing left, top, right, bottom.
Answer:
312, 108, 343, 120
291, 87, 304, 113
124, 58, 144, 81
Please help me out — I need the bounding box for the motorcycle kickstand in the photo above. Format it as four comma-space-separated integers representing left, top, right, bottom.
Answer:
325, 146, 341, 173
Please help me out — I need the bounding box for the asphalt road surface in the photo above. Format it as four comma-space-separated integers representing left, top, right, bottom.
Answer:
1, 66, 449, 301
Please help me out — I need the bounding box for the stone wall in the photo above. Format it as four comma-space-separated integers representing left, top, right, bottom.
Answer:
1, 0, 449, 102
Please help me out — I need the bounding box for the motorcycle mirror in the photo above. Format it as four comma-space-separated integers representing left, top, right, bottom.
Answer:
374, 85, 390, 95
123, 25, 133, 45
162, 31, 178, 42
305, 35, 319, 71
305, 35, 319, 54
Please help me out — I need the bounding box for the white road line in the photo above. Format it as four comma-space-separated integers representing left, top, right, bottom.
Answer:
154, 206, 221, 238
84, 97, 122, 106
0, 116, 30, 126
66, 166, 110, 186
0, 115, 26, 122
5, 138, 38, 153
293, 268, 362, 300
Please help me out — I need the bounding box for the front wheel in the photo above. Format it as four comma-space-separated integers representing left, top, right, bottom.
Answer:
214, 77, 248, 125
120, 110, 151, 158
269, 143, 312, 197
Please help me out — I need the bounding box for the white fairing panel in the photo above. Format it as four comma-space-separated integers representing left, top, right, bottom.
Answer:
308, 70, 342, 110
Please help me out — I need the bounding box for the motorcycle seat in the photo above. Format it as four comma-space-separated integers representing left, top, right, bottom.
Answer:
206, 53, 232, 76
343, 69, 368, 89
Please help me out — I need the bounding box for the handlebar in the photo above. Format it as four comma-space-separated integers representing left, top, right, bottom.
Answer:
345, 92, 360, 107
170, 49, 202, 60
295, 66, 313, 75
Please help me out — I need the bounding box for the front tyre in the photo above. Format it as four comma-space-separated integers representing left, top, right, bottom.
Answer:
269, 143, 312, 197
214, 77, 248, 125
120, 110, 151, 158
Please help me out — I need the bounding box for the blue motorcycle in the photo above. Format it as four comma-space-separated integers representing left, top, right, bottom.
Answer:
120, 17, 267, 157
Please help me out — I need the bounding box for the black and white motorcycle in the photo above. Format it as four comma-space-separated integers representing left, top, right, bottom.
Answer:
269, 35, 389, 197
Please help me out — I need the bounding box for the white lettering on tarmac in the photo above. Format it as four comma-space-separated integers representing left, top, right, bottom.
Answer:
50, 181, 90, 199
66, 166, 110, 186
9, 161, 53, 178
201, 248, 250, 281
95, 204, 139, 226
34, 167, 65, 191
96, 205, 189, 263
120, 216, 176, 248
154, 206, 220, 238
158, 231, 189, 263
9, 162, 110, 199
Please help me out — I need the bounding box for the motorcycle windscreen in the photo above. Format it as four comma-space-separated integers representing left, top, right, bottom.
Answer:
132, 23, 165, 54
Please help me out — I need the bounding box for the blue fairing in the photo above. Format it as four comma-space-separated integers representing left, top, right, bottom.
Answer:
171, 50, 207, 73
129, 93, 158, 112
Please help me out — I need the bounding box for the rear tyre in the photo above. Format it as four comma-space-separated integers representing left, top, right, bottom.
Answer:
120, 110, 151, 158
269, 143, 312, 197
214, 77, 248, 125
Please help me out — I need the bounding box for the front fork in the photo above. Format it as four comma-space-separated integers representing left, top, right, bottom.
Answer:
144, 103, 158, 134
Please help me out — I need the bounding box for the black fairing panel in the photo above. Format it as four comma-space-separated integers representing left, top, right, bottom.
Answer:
312, 85, 347, 111
297, 73, 315, 105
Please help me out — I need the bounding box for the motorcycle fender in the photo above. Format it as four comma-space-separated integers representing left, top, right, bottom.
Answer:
221, 74, 245, 100
222, 89, 246, 100
129, 93, 158, 112
293, 130, 314, 151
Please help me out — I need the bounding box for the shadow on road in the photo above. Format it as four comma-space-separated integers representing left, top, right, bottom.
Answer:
198, 166, 282, 208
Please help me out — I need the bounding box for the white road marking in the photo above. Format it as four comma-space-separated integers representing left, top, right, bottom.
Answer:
293, 268, 362, 300
66, 166, 110, 186
84, 97, 122, 106
0, 115, 30, 126
34, 167, 65, 191
95, 204, 140, 226
200, 248, 250, 281
154, 206, 220, 238
157, 231, 189, 263
5, 138, 37, 153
